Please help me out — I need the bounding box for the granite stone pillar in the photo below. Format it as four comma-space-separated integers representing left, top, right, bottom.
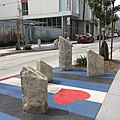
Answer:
58, 36, 72, 70
36, 60, 53, 82
20, 66, 48, 114
87, 50, 104, 76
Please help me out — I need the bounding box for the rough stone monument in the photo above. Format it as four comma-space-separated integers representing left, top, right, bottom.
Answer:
58, 36, 72, 70
87, 50, 104, 76
38, 39, 41, 49
20, 66, 48, 114
66, 37, 70, 41
53, 39, 59, 47
36, 60, 53, 82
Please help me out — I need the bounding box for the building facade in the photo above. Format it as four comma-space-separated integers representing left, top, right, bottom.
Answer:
0, 0, 92, 43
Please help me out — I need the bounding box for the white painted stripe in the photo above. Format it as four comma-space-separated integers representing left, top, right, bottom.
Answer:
48, 83, 107, 104
0, 78, 107, 103
0, 78, 21, 86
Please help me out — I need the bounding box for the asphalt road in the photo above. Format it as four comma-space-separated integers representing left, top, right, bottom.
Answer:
0, 37, 119, 79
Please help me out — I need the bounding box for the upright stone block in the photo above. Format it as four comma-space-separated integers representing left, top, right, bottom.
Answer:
58, 36, 72, 70
53, 39, 59, 47
36, 60, 53, 82
20, 66, 48, 114
66, 37, 70, 41
38, 39, 41, 49
87, 50, 104, 76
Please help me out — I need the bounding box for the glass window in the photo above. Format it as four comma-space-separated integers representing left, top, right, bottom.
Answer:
43, 18, 47, 26
59, 0, 67, 11
48, 18, 51, 26
57, 17, 62, 28
67, 0, 71, 11
52, 18, 56, 27
21, 2, 28, 15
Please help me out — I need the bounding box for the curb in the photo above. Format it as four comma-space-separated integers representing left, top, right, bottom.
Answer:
0, 50, 32, 57
0, 47, 58, 57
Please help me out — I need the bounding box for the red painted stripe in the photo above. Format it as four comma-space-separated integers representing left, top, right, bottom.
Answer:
0, 67, 59, 81
0, 74, 20, 81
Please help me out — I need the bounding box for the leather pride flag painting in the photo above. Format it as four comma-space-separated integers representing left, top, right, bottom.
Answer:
21, 0, 28, 2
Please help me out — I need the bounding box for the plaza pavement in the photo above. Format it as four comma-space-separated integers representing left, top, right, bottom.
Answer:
0, 43, 120, 120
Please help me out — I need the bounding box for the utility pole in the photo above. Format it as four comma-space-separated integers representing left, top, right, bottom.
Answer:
82, 0, 86, 34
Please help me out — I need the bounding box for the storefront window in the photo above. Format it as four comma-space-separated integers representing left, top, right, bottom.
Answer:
21, 2, 28, 15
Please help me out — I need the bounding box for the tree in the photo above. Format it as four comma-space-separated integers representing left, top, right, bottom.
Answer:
16, 2, 25, 50
88, 0, 120, 59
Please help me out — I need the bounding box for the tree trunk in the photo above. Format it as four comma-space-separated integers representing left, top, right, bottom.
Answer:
99, 20, 102, 54
110, 1, 115, 60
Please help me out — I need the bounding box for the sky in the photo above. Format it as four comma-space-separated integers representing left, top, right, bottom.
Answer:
115, 0, 120, 6
115, 0, 120, 17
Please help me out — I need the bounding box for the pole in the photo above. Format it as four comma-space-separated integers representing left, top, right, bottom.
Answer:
82, 0, 86, 34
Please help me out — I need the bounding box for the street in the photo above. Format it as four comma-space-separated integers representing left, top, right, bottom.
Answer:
0, 37, 120, 79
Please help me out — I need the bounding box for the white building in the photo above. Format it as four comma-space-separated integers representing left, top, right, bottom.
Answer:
115, 18, 120, 33
0, 0, 92, 42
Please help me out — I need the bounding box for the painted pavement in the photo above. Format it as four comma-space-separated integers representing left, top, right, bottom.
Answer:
0, 68, 115, 120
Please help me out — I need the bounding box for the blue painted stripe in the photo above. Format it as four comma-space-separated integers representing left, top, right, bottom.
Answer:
15, 76, 21, 78
98, 73, 115, 79
0, 83, 22, 99
0, 112, 20, 120
52, 77, 110, 92
0, 83, 103, 119
15, 69, 115, 79
48, 93, 101, 118
53, 69, 87, 76
53, 68, 115, 79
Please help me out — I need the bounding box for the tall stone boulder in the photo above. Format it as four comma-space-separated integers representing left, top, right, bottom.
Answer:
87, 50, 104, 76
53, 39, 59, 47
20, 66, 48, 114
58, 36, 72, 70
66, 37, 70, 41
38, 39, 41, 49
36, 60, 53, 82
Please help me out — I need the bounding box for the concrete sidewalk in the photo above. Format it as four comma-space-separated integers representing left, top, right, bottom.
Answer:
96, 69, 120, 120
0, 44, 58, 56
0, 41, 77, 56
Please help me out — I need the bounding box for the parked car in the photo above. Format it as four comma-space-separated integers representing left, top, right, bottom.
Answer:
114, 32, 119, 37
108, 32, 119, 38
76, 33, 94, 43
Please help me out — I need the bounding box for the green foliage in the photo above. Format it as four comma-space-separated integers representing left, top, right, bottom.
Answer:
75, 55, 87, 67
100, 41, 109, 60
23, 44, 32, 50
88, 0, 120, 27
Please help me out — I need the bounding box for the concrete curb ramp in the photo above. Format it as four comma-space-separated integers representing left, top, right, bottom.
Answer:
96, 69, 120, 120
